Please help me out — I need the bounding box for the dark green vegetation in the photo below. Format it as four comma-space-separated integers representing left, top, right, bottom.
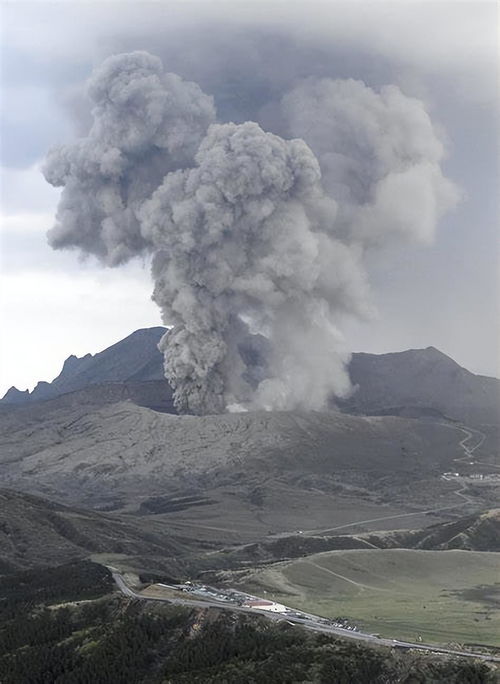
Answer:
0, 584, 497, 684
0, 560, 113, 619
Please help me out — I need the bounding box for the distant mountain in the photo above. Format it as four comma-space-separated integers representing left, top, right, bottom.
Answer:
1, 327, 498, 548
2, 327, 498, 425
1, 327, 167, 404
342, 347, 499, 426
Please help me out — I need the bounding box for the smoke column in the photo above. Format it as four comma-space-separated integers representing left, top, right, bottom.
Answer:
44, 51, 459, 415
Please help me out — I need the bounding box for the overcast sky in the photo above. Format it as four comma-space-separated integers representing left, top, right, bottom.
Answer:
1, 0, 498, 396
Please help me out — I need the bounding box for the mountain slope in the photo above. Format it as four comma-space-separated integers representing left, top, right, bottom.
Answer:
2, 485, 499, 577
2, 327, 167, 404
343, 346, 499, 425
198, 509, 500, 571
3, 595, 492, 684
0, 489, 201, 573
1, 390, 493, 534
381, 509, 500, 552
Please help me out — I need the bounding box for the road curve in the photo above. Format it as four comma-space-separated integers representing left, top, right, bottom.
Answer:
299, 422, 493, 537
111, 572, 500, 663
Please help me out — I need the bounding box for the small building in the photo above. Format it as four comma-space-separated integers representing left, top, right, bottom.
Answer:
243, 599, 287, 613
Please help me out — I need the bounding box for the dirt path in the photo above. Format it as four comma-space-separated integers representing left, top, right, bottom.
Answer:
439, 422, 499, 468
301, 502, 464, 536
447, 424, 487, 464
166, 519, 244, 534
303, 560, 389, 593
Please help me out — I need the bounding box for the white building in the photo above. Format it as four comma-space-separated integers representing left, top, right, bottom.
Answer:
243, 599, 287, 613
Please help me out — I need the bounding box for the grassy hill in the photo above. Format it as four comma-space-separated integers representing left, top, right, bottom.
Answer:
228, 548, 500, 647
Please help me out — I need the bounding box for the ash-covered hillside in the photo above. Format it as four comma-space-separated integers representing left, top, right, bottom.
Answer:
2, 389, 498, 536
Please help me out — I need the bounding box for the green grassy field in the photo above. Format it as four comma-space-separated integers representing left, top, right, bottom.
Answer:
234, 549, 500, 647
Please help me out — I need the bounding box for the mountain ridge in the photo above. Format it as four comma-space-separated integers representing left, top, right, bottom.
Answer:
2, 327, 167, 405
2, 327, 498, 426
343, 345, 499, 426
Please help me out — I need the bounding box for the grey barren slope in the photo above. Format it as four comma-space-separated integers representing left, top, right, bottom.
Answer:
0, 393, 492, 533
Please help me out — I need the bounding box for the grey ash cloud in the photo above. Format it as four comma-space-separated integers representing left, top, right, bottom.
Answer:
43, 50, 459, 415
281, 77, 459, 246
43, 52, 215, 266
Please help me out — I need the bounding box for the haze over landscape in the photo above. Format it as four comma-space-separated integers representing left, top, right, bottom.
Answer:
1, 2, 499, 682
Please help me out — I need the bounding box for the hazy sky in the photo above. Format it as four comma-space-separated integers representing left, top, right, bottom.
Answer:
1, 0, 498, 396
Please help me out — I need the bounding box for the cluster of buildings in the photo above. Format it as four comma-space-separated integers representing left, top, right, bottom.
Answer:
156, 580, 360, 631
441, 472, 500, 481
159, 581, 288, 612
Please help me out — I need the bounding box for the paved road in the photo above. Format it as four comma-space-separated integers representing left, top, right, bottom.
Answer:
111, 572, 500, 663
297, 498, 469, 537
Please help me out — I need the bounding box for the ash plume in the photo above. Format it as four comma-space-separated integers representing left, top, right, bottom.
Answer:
44, 51, 458, 415
43, 51, 215, 265
281, 78, 460, 246
140, 121, 370, 413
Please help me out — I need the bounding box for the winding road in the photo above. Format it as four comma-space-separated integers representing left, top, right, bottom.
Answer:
299, 422, 493, 537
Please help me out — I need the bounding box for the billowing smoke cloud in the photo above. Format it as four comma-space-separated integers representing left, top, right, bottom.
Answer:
281, 78, 460, 246
140, 121, 370, 413
43, 51, 215, 265
44, 52, 458, 415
